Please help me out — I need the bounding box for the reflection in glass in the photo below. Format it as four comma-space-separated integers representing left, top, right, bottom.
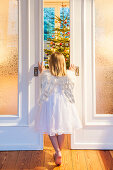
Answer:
95, 0, 113, 114
0, 0, 18, 115
43, 0, 70, 69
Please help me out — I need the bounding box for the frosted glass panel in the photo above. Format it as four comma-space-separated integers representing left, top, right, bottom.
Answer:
95, 0, 113, 114
0, 0, 18, 115
43, 0, 70, 69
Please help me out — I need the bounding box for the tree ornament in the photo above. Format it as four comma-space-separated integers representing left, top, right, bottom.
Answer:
60, 43, 62, 46
50, 41, 53, 45
52, 35, 54, 37
67, 32, 70, 35
67, 49, 69, 53
64, 20, 67, 24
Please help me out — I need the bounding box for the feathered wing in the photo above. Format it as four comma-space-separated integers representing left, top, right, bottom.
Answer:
38, 70, 56, 104
38, 69, 78, 104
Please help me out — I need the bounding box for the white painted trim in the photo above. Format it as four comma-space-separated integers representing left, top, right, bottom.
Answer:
70, 0, 83, 122
28, 0, 43, 127
71, 143, 113, 150
27, 0, 43, 149
81, 0, 85, 127
17, 0, 29, 126
28, 0, 35, 127
0, 144, 43, 151
70, 0, 74, 64
40, 0, 44, 62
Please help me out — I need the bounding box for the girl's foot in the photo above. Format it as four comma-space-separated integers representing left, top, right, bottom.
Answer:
53, 151, 62, 166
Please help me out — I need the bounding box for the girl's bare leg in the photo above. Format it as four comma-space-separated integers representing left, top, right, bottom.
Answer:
48, 134, 61, 155
57, 134, 65, 151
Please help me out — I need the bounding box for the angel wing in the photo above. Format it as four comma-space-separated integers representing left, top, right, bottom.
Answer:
38, 70, 56, 104
38, 69, 79, 104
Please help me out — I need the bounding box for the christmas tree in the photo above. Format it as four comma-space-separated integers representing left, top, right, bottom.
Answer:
44, 4, 70, 69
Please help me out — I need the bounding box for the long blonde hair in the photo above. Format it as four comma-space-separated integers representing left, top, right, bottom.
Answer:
48, 52, 67, 77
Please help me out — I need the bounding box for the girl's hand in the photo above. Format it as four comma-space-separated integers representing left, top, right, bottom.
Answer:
38, 61, 45, 73
69, 64, 77, 71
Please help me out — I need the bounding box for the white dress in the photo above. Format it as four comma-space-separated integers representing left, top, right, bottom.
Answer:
32, 69, 83, 136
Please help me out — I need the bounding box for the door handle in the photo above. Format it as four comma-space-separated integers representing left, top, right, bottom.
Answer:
34, 67, 38, 76
75, 66, 79, 76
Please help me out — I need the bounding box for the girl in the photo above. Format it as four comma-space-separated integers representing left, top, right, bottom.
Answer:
34, 52, 83, 166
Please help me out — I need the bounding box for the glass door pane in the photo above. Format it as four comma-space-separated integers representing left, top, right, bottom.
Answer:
0, 0, 18, 115
95, 0, 113, 114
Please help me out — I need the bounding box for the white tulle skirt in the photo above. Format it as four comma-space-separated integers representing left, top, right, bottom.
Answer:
33, 92, 83, 136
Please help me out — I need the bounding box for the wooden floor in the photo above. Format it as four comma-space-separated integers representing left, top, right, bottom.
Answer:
0, 134, 113, 169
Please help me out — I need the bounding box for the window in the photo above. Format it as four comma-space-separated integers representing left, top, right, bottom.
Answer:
43, 0, 70, 68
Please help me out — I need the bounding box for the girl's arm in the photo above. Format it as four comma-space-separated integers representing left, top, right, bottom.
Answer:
69, 64, 77, 72
68, 64, 78, 80
38, 61, 46, 74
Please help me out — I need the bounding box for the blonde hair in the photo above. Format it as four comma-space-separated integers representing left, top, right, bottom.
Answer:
48, 52, 67, 77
